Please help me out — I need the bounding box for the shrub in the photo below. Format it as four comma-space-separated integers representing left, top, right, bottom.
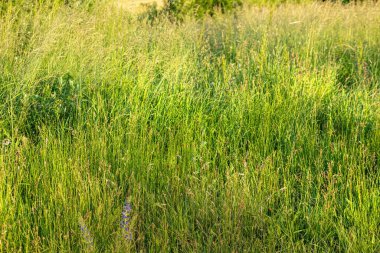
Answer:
140, 0, 242, 24
164, 0, 243, 18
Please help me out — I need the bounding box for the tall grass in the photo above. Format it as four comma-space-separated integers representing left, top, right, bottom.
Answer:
0, 2, 379, 252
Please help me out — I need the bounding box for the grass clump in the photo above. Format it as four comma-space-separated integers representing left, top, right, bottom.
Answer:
0, 1, 379, 252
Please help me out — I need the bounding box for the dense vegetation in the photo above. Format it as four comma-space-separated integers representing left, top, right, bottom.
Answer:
0, 1, 379, 252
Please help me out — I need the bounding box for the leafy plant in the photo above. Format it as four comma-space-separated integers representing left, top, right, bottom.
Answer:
21, 74, 79, 138
140, 0, 243, 24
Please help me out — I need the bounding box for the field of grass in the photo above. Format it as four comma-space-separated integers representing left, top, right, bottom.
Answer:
0, 1, 379, 252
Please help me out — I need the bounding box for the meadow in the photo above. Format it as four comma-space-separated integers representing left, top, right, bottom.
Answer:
0, 1, 379, 252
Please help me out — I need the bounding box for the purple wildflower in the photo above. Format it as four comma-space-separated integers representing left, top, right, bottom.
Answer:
78, 217, 94, 249
120, 201, 133, 240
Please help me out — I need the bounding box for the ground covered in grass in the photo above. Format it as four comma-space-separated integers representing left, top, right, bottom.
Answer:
0, 2, 379, 252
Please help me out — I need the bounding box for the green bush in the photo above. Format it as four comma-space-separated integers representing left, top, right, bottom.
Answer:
140, 0, 243, 24
165, 0, 243, 18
